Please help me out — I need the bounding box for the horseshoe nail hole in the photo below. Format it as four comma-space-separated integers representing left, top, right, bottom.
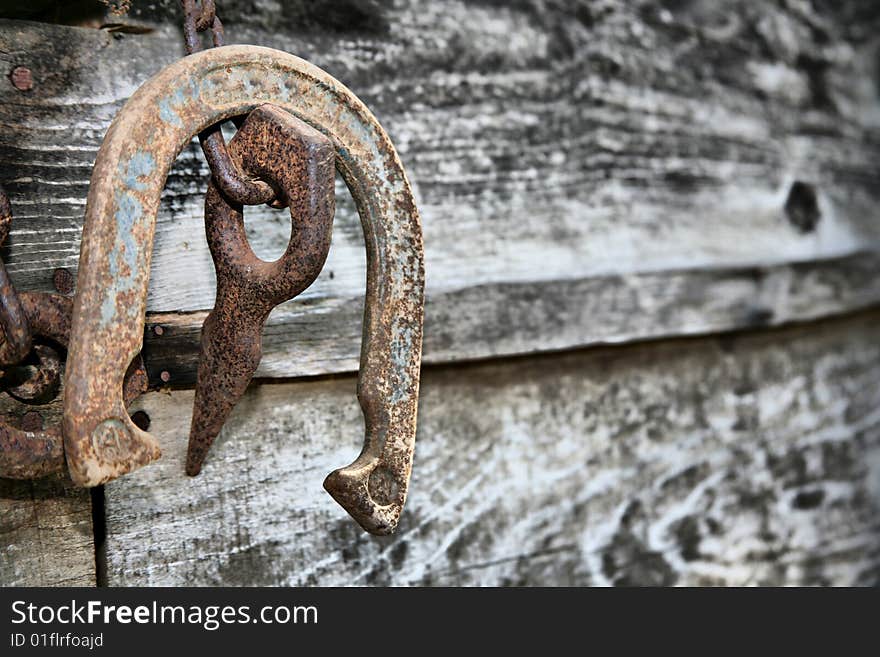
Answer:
368, 467, 400, 506
784, 181, 821, 234
129, 410, 151, 432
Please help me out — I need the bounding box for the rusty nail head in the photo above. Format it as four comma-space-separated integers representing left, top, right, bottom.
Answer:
10, 67, 33, 92
160, 370, 171, 383
153, 324, 164, 336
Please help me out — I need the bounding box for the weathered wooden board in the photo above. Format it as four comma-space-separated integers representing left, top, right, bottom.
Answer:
146, 252, 880, 386
0, 391, 95, 587
103, 310, 880, 586
0, 0, 879, 383
0, 476, 94, 586
1, 1, 879, 588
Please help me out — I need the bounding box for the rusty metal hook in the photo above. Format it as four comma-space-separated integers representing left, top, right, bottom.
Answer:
65, 45, 424, 535
186, 104, 335, 475
0, 186, 33, 367
0, 293, 71, 479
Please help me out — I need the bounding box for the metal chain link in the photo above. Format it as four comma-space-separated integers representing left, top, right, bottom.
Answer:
180, 0, 278, 206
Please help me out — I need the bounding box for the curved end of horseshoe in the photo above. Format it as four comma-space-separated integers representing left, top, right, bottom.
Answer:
63, 350, 155, 487
323, 458, 407, 536
64, 415, 161, 488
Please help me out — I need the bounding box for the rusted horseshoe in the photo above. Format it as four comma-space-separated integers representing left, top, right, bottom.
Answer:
0, 292, 148, 479
65, 45, 424, 535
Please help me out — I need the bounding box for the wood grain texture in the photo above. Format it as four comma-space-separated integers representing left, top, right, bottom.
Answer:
0, 388, 95, 587
0, 0, 879, 381
147, 251, 880, 385
103, 310, 880, 586
0, 476, 95, 586
1, 1, 879, 587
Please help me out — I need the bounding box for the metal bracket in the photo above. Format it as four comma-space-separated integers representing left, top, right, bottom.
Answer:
65, 45, 425, 535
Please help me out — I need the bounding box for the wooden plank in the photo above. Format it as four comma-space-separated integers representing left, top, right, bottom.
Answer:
0, 0, 878, 379
0, 476, 95, 586
103, 309, 880, 586
0, 391, 95, 586
146, 251, 880, 385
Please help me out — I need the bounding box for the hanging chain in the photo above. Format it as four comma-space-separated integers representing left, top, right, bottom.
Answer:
181, 0, 223, 53
179, 0, 278, 206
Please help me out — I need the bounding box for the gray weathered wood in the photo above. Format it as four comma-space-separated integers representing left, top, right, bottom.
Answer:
146, 252, 880, 385
0, 391, 95, 586
0, 476, 95, 586
0, 0, 879, 382
104, 310, 880, 586
1, 1, 879, 588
